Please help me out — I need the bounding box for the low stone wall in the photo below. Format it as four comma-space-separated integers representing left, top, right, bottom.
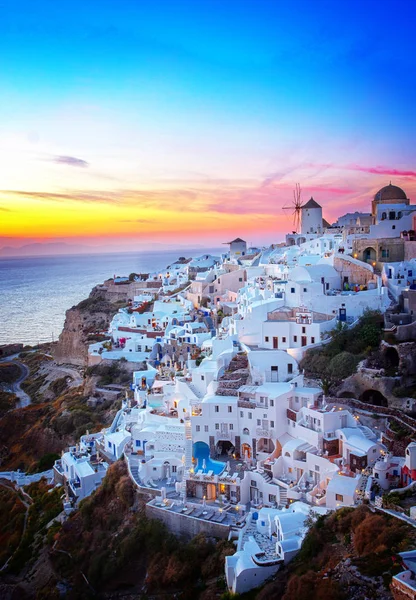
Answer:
391, 575, 416, 600
146, 504, 230, 540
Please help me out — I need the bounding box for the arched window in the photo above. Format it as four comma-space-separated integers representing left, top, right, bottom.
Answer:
285, 451, 290, 457
243, 427, 249, 435
381, 212, 387, 220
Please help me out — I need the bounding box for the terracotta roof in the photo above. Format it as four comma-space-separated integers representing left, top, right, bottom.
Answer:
302, 197, 321, 209
225, 238, 246, 244
374, 183, 407, 202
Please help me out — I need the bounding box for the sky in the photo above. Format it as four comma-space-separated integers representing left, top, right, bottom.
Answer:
0, 0, 416, 252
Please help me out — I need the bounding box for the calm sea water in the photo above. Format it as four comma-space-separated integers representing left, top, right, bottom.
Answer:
0, 249, 221, 346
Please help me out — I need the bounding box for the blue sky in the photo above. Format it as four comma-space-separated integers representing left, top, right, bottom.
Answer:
0, 0, 415, 248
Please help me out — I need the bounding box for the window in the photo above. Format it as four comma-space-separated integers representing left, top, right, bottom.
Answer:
291, 287, 295, 293
217, 278, 220, 283
265, 336, 269, 342
204, 425, 209, 432
228, 406, 232, 413
302, 327, 306, 334
215, 423, 219, 430
288, 363, 293, 374
240, 411, 244, 417
251, 480, 257, 487
196, 425, 200, 432
311, 337, 315, 344
201, 375, 205, 381
270, 399, 274, 407
215, 405, 219, 412
282, 337, 286, 343
303, 287, 307, 292
373, 448, 377, 453
248, 412, 252, 419
135, 440, 141, 447
271, 366, 278, 371
374, 472, 379, 479
172, 465, 177, 473
271, 421, 274, 428
243, 427, 249, 435
269, 494, 276, 503
335, 494, 344, 502
315, 465, 320, 472
257, 419, 261, 426
239, 277, 243, 282
294, 335, 297, 342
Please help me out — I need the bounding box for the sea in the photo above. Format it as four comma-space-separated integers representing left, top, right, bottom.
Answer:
0, 249, 222, 346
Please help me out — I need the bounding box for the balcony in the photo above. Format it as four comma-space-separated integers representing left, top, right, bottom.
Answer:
238, 399, 256, 409
216, 431, 232, 441
287, 408, 297, 422
256, 427, 271, 438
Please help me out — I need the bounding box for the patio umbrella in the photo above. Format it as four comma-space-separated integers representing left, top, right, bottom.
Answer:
202, 459, 207, 472
226, 461, 231, 472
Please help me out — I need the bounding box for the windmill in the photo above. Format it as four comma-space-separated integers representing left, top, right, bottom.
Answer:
282, 183, 303, 233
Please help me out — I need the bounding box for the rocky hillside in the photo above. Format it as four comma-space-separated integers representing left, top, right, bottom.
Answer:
1, 464, 414, 600
0, 461, 235, 600
255, 504, 416, 600
54, 282, 131, 366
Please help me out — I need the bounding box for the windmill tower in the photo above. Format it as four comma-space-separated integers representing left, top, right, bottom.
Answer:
283, 183, 303, 233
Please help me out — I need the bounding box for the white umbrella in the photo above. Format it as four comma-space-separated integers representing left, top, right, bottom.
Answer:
202, 459, 207, 472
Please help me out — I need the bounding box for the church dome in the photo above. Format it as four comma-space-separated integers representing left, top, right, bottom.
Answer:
374, 183, 407, 202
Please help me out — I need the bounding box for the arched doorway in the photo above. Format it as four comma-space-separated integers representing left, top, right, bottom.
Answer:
363, 247, 376, 263
216, 440, 234, 457
384, 347, 399, 370
257, 438, 275, 453
206, 483, 216, 500
163, 461, 171, 479
241, 443, 252, 459
359, 389, 388, 407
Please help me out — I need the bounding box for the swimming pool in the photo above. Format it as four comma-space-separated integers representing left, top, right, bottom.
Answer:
193, 441, 225, 475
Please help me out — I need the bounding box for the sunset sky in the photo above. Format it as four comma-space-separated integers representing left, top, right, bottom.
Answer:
1, 0, 416, 251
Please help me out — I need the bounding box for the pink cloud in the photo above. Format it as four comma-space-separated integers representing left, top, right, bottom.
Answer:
345, 164, 416, 178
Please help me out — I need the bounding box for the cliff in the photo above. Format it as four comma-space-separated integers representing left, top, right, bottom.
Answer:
53, 281, 135, 366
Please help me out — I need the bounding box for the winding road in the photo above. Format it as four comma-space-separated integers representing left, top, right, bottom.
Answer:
0, 356, 31, 408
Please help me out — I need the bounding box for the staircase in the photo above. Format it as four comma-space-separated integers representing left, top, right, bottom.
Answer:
187, 381, 202, 398
260, 471, 273, 483
130, 464, 140, 484
278, 486, 287, 506
181, 418, 193, 505
359, 425, 376, 440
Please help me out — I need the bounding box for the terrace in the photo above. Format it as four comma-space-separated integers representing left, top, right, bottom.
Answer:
148, 497, 246, 528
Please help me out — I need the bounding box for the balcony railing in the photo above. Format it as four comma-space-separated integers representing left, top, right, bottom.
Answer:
216, 431, 232, 440
238, 399, 256, 409
256, 427, 271, 438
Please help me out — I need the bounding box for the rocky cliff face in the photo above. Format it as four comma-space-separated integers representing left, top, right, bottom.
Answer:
54, 281, 135, 366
